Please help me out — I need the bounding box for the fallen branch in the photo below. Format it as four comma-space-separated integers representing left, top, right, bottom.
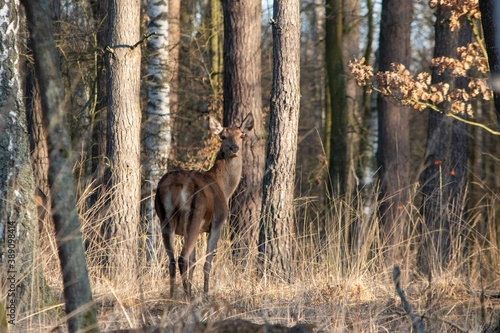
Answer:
392, 266, 426, 333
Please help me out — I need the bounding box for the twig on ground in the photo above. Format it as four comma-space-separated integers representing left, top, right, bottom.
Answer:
392, 265, 426, 333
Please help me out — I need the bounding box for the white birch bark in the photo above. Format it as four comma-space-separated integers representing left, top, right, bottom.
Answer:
143, 0, 171, 258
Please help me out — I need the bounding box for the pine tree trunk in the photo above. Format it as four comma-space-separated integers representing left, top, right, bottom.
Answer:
103, 0, 141, 278
479, 0, 500, 128
376, 0, 412, 256
168, 0, 180, 130
258, 0, 300, 280
343, 0, 360, 195
222, 0, 265, 264
419, 9, 471, 272
325, 0, 347, 195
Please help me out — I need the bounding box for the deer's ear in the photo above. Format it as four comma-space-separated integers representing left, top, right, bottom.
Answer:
241, 113, 254, 133
209, 117, 223, 135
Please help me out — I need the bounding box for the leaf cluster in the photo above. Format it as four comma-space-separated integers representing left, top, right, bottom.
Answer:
428, 0, 481, 31
348, 41, 492, 119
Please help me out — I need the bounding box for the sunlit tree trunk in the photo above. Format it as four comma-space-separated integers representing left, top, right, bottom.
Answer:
222, 0, 265, 264
168, 0, 180, 123
210, 0, 223, 94
258, 0, 300, 280
377, 0, 412, 256
103, 0, 141, 278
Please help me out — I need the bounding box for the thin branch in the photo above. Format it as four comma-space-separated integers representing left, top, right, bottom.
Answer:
445, 112, 500, 135
372, 86, 500, 135
393, 266, 426, 333
130, 31, 157, 50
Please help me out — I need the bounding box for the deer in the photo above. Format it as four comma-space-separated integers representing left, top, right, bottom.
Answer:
155, 113, 254, 298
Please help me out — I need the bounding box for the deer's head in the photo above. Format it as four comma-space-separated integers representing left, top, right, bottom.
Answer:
209, 113, 254, 158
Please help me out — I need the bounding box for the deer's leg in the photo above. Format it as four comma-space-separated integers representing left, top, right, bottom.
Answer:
161, 226, 176, 298
179, 227, 199, 298
204, 225, 222, 295
188, 247, 196, 289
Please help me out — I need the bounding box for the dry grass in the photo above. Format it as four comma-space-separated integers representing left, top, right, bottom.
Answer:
10, 182, 500, 333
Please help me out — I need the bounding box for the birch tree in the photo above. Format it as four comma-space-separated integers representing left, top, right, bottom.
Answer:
142, 0, 171, 258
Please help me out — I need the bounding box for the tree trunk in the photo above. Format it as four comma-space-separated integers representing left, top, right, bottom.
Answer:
168, 0, 180, 126
376, 0, 412, 256
0, 0, 39, 323
419, 9, 471, 272
103, 0, 141, 278
479, 0, 500, 128
325, 0, 347, 195
142, 0, 172, 261
89, 0, 108, 212
210, 0, 223, 93
258, 0, 300, 280
21, 0, 98, 331
343, 0, 361, 195
222, 0, 265, 264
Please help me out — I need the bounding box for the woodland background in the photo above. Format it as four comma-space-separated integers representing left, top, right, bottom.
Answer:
1, 0, 500, 332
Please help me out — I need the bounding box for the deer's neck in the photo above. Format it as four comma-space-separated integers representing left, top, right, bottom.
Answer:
207, 151, 243, 200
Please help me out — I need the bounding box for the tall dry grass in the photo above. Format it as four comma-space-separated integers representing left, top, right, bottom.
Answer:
11, 173, 500, 332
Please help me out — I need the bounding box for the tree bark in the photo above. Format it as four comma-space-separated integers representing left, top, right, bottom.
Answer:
419, 9, 471, 272
89, 0, 108, 212
210, 0, 223, 93
222, 0, 265, 264
343, 0, 360, 195
325, 0, 347, 195
258, 0, 300, 280
103, 0, 141, 278
479, 0, 500, 128
0, 0, 38, 323
376, 0, 412, 255
142, 0, 172, 260
168, 0, 180, 124
21, 0, 98, 331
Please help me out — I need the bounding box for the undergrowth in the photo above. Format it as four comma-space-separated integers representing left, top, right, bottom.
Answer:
10, 180, 500, 332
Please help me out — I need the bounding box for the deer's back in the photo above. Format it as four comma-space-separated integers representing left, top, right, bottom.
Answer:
156, 170, 228, 235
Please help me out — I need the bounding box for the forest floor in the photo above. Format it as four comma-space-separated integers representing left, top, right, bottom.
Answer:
16, 234, 500, 333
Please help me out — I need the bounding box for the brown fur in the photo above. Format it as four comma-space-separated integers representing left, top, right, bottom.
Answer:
155, 114, 254, 298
